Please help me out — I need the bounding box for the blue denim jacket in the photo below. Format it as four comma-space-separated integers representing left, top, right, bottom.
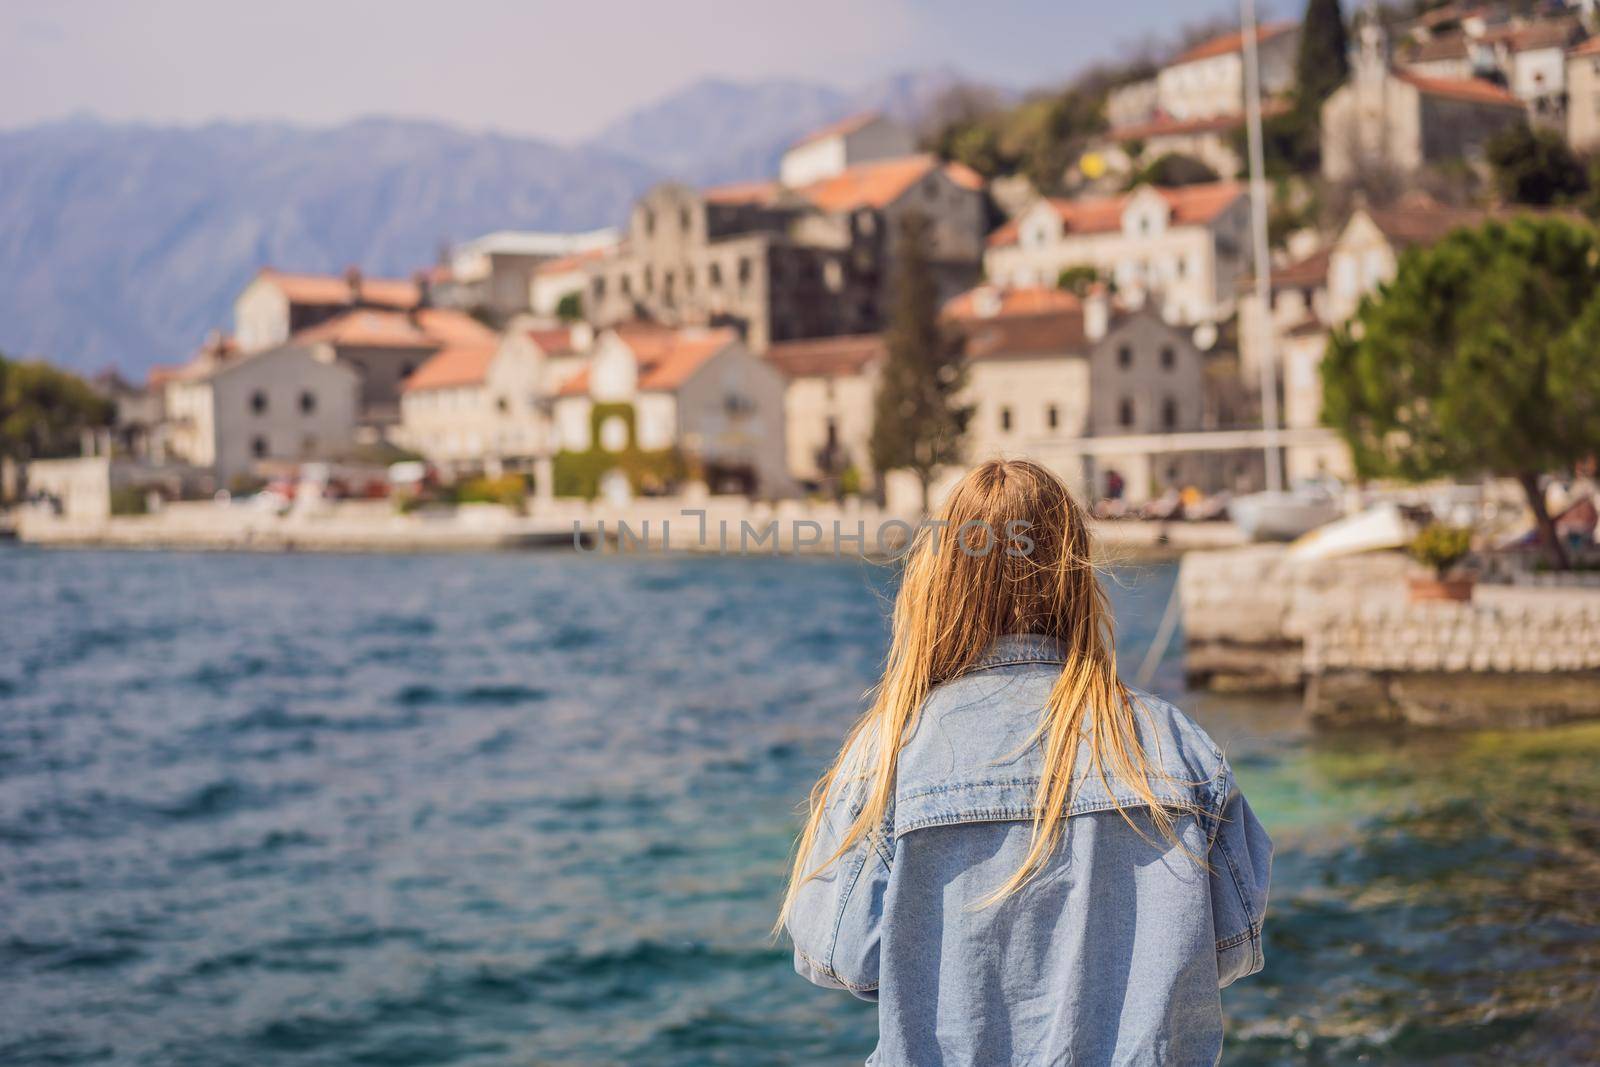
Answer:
787, 634, 1272, 1066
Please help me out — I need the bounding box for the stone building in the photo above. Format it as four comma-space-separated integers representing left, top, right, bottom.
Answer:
435, 229, 618, 320
942, 285, 1218, 503
288, 305, 497, 436
1321, 18, 1527, 181
551, 324, 791, 497
778, 112, 917, 188
398, 321, 588, 481
1156, 22, 1300, 123
583, 115, 985, 353
764, 333, 885, 491
1568, 37, 1600, 150
233, 268, 421, 352
162, 342, 359, 484
983, 181, 1251, 326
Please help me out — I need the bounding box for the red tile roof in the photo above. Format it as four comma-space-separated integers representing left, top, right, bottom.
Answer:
526, 326, 580, 357
402, 345, 498, 392
765, 334, 886, 379
557, 326, 737, 397
959, 310, 1090, 362
1108, 98, 1290, 142
1571, 36, 1600, 58
533, 247, 612, 275
943, 285, 1082, 320
255, 268, 420, 309
987, 180, 1246, 248
1244, 247, 1331, 291
1171, 21, 1297, 66
1394, 69, 1523, 106
789, 111, 882, 150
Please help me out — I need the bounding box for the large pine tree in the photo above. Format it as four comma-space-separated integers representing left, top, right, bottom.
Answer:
869, 212, 972, 514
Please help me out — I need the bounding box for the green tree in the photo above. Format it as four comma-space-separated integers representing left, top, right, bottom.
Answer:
1125, 152, 1220, 189
870, 213, 973, 513
0, 354, 114, 461
1295, 0, 1350, 110
555, 291, 584, 323
1321, 217, 1600, 569
1057, 265, 1101, 296
1486, 122, 1588, 206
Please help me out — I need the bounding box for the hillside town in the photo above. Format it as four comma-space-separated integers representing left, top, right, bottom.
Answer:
5, 0, 1597, 558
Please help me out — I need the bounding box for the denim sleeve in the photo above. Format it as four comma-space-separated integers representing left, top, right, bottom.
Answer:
785, 778, 891, 1003
1208, 762, 1272, 988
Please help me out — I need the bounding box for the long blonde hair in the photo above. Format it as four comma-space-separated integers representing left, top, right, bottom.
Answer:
777, 459, 1190, 928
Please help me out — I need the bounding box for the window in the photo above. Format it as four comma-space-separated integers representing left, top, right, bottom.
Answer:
680, 207, 692, 232
401, 362, 416, 377
299, 390, 316, 414
1118, 345, 1133, 369
496, 395, 509, 413
1118, 397, 1134, 427
824, 260, 843, 292
251, 435, 268, 458
1160, 346, 1175, 370
250, 389, 268, 415
644, 266, 654, 293
738, 257, 752, 285
593, 277, 606, 300
1162, 396, 1178, 430
1046, 404, 1059, 429
621, 274, 633, 297
999, 406, 1013, 432
825, 417, 839, 449
1176, 255, 1188, 279
302, 434, 318, 456
643, 208, 656, 236
709, 262, 723, 287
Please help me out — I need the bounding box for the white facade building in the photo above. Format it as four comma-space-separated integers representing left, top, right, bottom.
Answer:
778, 112, 918, 188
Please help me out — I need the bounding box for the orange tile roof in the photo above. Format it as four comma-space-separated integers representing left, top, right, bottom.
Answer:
1171, 21, 1297, 66
942, 161, 986, 191
255, 267, 421, 309
987, 180, 1246, 248
556, 326, 736, 397
943, 285, 1082, 320
765, 334, 886, 379
789, 111, 882, 150
797, 154, 945, 213
1394, 69, 1523, 106
1573, 37, 1600, 58
291, 306, 494, 349
703, 179, 785, 206
527, 325, 580, 356
402, 345, 498, 392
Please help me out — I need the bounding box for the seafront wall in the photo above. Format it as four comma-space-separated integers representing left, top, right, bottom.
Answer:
1182, 545, 1600, 727
13, 498, 1244, 558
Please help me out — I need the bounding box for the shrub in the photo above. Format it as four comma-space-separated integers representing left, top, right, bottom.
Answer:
455, 474, 528, 511
1408, 524, 1473, 578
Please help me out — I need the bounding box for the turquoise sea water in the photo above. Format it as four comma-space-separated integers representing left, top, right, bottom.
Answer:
1, 548, 1596, 1065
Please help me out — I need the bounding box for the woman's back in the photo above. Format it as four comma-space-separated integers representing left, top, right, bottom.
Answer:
777, 461, 1271, 1066
788, 637, 1271, 1066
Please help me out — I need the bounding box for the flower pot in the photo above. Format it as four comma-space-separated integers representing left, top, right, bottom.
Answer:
1407, 575, 1474, 603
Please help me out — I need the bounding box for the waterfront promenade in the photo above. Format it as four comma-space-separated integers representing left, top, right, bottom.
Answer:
13, 497, 1246, 557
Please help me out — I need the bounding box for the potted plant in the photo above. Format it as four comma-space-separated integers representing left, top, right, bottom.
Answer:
1407, 524, 1475, 602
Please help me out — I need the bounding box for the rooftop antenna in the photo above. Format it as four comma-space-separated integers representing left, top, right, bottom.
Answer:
1240, 0, 1284, 493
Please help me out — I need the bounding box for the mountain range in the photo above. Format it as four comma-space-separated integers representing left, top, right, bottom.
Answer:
0, 69, 983, 378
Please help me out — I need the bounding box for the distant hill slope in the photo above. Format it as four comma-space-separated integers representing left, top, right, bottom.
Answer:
591, 68, 982, 184
0, 69, 989, 377
0, 117, 655, 376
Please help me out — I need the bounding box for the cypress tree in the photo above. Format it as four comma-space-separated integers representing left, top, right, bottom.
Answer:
869, 212, 972, 514
1296, 0, 1350, 109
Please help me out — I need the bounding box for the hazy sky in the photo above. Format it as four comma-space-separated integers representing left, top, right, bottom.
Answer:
0, 0, 1289, 142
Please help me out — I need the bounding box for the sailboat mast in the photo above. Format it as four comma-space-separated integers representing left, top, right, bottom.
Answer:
1240, 0, 1284, 493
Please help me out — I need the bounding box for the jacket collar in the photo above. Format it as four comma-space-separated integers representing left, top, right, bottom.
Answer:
970, 633, 1069, 671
